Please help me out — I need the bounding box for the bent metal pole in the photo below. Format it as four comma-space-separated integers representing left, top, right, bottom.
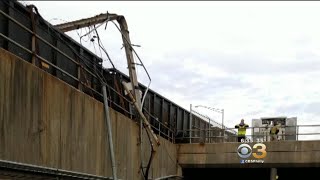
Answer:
122, 81, 160, 146
102, 85, 118, 180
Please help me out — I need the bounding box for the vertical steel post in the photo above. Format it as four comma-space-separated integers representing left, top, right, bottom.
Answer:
102, 85, 117, 180
158, 121, 161, 136
297, 125, 299, 141
208, 117, 211, 143
140, 110, 143, 179
27, 5, 38, 66
270, 168, 277, 180
189, 104, 192, 143
222, 109, 224, 142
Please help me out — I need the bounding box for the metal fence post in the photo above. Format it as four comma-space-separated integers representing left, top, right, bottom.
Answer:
158, 120, 161, 136
189, 104, 192, 143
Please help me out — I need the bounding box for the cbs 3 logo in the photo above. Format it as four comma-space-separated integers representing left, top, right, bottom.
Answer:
237, 143, 267, 159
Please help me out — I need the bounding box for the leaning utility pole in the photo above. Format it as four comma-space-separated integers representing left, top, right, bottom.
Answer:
55, 13, 142, 108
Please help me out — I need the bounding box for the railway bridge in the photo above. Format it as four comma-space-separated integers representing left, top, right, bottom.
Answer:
1, 1, 320, 180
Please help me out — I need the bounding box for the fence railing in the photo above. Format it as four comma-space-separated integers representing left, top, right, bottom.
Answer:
175, 125, 320, 144
191, 110, 237, 134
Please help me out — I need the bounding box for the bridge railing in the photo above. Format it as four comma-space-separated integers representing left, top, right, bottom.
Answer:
175, 125, 320, 144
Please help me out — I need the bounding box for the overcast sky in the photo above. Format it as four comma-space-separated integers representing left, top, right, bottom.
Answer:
24, 1, 320, 133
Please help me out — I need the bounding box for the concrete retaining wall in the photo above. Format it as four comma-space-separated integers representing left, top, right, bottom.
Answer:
0, 48, 180, 179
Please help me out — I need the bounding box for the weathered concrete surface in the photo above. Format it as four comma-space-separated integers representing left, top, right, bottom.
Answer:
0, 49, 181, 179
178, 141, 320, 168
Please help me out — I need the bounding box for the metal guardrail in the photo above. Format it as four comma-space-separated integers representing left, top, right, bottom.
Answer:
175, 125, 320, 143
191, 110, 237, 134
144, 108, 175, 142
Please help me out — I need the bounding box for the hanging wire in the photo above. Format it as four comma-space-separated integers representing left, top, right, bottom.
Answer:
14, 0, 151, 114
80, 27, 91, 44
93, 24, 116, 69
2, 1, 109, 96
33, 6, 107, 83
110, 20, 151, 111
91, 27, 103, 59
77, 21, 116, 70
80, 23, 104, 44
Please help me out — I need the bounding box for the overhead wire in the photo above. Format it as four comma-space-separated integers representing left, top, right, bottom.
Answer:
77, 26, 103, 60
93, 24, 116, 69
76, 27, 83, 43
80, 27, 91, 43
78, 22, 115, 71
48, 21, 104, 96
77, 22, 125, 109
49, 27, 107, 83
50, 17, 87, 47
29, 4, 107, 83
91, 28, 104, 60
1, 1, 116, 103
8, 0, 156, 132
2, 2, 138, 115
110, 20, 151, 111
19, 0, 131, 91
80, 23, 104, 44
33, 9, 108, 84
4, 1, 149, 112
48, 17, 119, 101
51, 28, 107, 84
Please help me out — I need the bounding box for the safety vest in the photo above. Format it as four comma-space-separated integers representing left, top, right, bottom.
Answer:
270, 125, 279, 134
236, 124, 248, 136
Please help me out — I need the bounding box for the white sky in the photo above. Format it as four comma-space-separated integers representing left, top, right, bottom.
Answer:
24, 1, 320, 132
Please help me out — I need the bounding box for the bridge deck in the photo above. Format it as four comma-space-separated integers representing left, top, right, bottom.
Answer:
178, 140, 320, 168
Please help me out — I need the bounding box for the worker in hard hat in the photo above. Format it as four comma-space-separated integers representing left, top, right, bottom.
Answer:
235, 119, 249, 142
270, 121, 281, 141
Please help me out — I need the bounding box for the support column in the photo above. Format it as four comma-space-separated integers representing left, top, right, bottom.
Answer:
270, 168, 277, 180
102, 85, 117, 180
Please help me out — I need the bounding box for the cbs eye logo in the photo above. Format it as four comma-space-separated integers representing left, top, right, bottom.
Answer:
237, 143, 267, 159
